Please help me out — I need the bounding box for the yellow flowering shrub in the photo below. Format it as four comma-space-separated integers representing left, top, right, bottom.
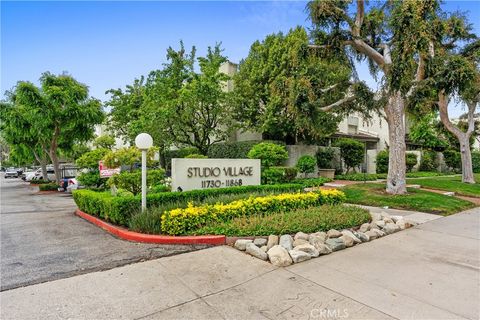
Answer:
161, 189, 346, 235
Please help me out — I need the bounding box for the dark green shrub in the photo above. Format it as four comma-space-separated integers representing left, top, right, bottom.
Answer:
194, 205, 371, 236
207, 140, 284, 159
292, 177, 331, 187
39, 183, 60, 191
406, 153, 418, 172
443, 149, 461, 172
77, 170, 105, 188
108, 169, 166, 195
419, 151, 437, 172
73, 184, 305, 226
247, 142, 288, 167
335, 138, 364, 173
76, 148, 109, 169
261, 166, 298, 184
296, 155, 317, 177
184, 153, 208, 159
473, 151, 480, 173
150, 184, 171, 193
376, 150, 389, 174
335, 173, 378, 181
30, 179, 51, 185
316, 147, 335, 169
164, 147, 199, 171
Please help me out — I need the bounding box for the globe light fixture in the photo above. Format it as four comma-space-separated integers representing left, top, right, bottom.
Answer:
135, 133, 153, 212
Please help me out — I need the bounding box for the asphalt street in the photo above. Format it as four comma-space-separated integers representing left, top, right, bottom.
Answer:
0, 176, 207, 291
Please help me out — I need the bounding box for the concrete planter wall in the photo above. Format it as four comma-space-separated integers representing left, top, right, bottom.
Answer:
317, 169, 335, 179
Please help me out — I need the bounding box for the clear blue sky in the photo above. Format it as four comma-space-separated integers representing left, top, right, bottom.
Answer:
1, 1, 479, 116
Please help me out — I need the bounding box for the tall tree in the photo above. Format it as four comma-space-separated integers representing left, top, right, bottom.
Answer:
307, 0, 473, 194
233, 26, 375, 144
2, 73, 104, 184
145, 42, 235, 154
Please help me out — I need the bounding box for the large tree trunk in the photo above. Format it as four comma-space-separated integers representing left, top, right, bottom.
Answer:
438, 90, 476, 184
48, 126, 62, 185
385, 92, 407, 194
33, 149, 48, 181
459, 135, 475, 183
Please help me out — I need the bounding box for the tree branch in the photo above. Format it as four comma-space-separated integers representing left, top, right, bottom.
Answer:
319, 92, 355, 112
438, 90, 463, 138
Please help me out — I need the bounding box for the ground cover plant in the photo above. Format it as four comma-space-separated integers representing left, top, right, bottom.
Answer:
343, 183, 474, 216
160, 189, 346, 235
193, 205, 370, 236
405, 175, 480, 198
39, 183, 60, 191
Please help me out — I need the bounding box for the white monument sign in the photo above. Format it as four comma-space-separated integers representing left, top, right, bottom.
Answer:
171, 158, 261, 192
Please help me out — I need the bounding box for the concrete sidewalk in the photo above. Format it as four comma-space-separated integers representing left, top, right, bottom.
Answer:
1, 208, 479, 320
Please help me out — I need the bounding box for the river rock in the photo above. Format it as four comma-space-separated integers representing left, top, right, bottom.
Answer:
267, 245, 293, 267
315, 243, 333, 255
234, 239, 253, 251
289, 250, 311, 263
260, 245, 267, 252
365, 230, 378, 240
325, 238, 346, 251
294, 232, 309, 241
340, 235, 355, 247
396, 219, 406, 230
371, 228, 385, 237
383, 223, 400, 234
356, 232, 370, 242
359, 223, 370, 233
391, 215, 403, 223
279, 235, 294, 251
266, 235, 279, 250
309, 232, 327, 243
370, 211, 382, 222
294, 243, 320, 257
380, 211, 392, 220
375, 220, 386, 229
293, 239, 309, 247
245, 243, 268, 260
309, 236, 326, 249
327, 229, 342, 238
253, 238, 267, 247
342, 230, 361, 244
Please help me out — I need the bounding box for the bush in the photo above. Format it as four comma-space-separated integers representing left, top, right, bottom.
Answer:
161, 189, 346, 235
335, 138, 364, 173
406, 153, 418, 172
296, 155, 316, 177
73, 184, 305, 226
316, 147, 335, 169
247, 142, 288, 167
77, 170, 105, 188
473, 151, 480, 173
419, 150, 437, 172
292, 177, 331, 187
164, 147, 199, 171
108, 169, 166, 195
376, 150, 389, 174
261, 166, 298, 184
443, 149, 461, 172
39, 183, 60, 191
76, 148, 109, 169
150, 184, 171, 193
195, 205, 371, 236
207, 140, 284, 159
30, 179, 51, 185
184, 154, 208, 159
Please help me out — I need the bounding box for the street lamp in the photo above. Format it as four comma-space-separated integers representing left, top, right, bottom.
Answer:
135, 133, 153, 212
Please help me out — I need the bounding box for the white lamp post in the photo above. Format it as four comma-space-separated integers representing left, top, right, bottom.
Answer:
135, 133, 153, 212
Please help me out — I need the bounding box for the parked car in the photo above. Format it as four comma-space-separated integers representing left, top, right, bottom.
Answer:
5, 167, 19, 178
29, 168, 56, 181
65, 178, 82, 193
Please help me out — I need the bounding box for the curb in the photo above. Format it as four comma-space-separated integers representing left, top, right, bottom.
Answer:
75, 209, 226, 245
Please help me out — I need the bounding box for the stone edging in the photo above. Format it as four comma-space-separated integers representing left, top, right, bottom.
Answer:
75, 209, 226, 245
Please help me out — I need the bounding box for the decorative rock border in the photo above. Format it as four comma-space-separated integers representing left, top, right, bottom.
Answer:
234, 211, 418, 266
75, 209, 226, 245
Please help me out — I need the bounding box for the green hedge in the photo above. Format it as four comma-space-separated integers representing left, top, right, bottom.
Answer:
194, 205, 371, 236
262, 166, 298, 184
207, 140, 284, 159
472, 151, 480, 173
335, 173, 379, 181
39, 183, 60, 191
73, 184, 305, 226
164, 147, 199, 171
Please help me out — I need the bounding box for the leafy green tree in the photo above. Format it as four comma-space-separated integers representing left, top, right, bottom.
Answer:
296, 155, 317, 177
144, 42, 235, 155
102, 146, 157, 172
107, 169, 166, 195
93, 135, 115, 150
76, 148, 110, 188
247, 142, 289, 167
406, 153, 418, 172
335, 138, 364, 173
2, 73, 104, 184
307, 0, 467, 193
233, 26, 375, 144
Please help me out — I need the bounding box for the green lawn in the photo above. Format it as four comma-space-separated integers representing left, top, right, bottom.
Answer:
343, 183, 475, 215
406, 174, 480, 198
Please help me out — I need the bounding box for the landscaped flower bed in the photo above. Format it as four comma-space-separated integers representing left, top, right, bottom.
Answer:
161, 189, 346, 235
233, 211, 417, 265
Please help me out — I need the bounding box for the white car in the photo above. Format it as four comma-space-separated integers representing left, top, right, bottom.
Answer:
5, 167, 18, 178
29, 168, 56, 181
